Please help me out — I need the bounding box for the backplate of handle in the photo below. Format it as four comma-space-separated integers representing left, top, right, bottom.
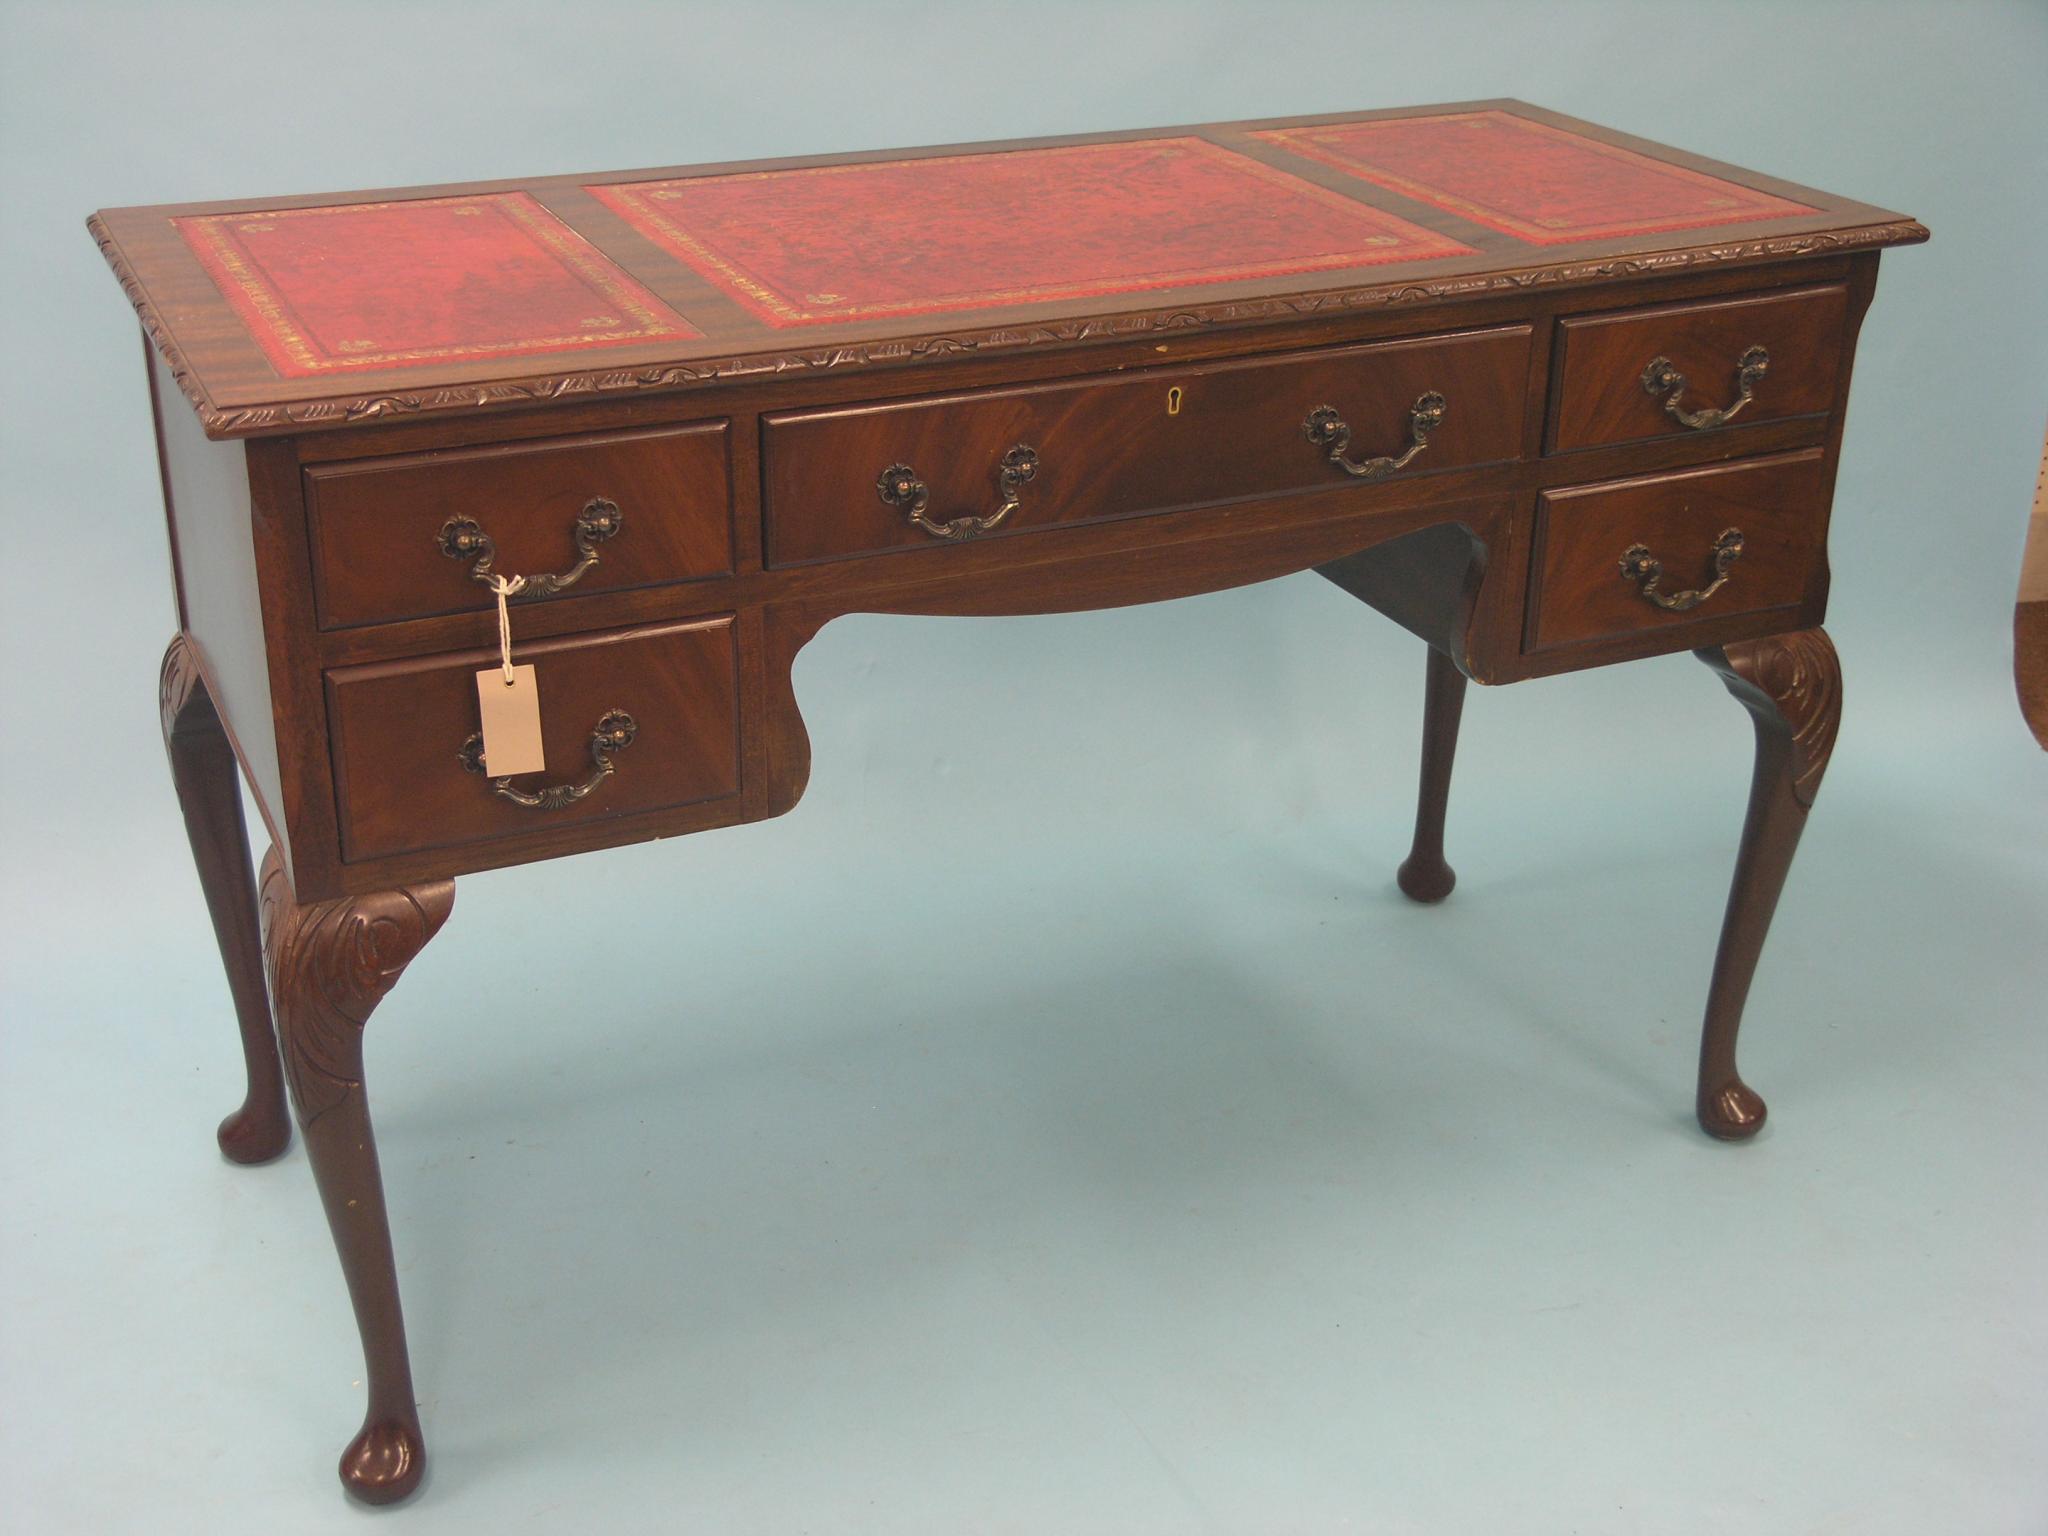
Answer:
877, 445, 1039, 541
1303, 392, 1447, 480
439, 497, 623, 595
1618, 528, 1746, 612
459, 709, 637, 809
1641, 346, 1770, 431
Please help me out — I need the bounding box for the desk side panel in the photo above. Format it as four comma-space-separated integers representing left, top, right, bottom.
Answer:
152, 345, 288, 846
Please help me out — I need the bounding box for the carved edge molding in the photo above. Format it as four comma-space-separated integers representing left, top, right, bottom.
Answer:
90, 216, 224, 437
257, 847, 454, 1129
90, 214, 1929, 440
1705, 627, 1842, 806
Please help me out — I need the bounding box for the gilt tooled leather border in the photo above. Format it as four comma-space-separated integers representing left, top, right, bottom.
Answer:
587, 138, 1473, 328
1255, 112, 1817, 246
173, 192, 700, 376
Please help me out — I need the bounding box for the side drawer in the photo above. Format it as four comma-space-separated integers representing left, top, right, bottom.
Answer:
1526, 450, 1828, 653
1548, 285, 1847, 453
305, 422, 733, 629
763, 325, 1531, 566
327, 616, 740, 861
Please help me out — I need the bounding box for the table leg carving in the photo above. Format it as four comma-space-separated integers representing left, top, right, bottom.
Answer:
258, 848, 454, 1505
1692, 628, 1841, 1140
1397, 644, 1468, 904
160, 635, 291, 1164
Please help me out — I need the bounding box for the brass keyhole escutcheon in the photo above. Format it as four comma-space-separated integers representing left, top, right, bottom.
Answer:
1167, 386, 1183, 416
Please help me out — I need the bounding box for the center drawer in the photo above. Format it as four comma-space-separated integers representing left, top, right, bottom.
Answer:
762, 325, 1531, 567
326, 616, 740, 862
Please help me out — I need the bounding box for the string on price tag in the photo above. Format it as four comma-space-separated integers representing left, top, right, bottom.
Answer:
472, 574, 545, 777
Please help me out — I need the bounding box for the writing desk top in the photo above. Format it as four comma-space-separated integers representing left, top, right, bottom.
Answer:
90, 100, 1922, 439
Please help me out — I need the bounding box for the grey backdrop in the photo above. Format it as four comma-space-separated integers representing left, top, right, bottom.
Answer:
3, 2, 2044, 1532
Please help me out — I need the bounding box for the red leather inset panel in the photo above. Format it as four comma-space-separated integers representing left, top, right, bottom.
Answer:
588, 137, 1474, 327
176, 192, 699, 376
1255, 111, 1814, 245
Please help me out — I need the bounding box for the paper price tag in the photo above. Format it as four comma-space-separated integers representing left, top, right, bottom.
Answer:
474, 664, 545, 778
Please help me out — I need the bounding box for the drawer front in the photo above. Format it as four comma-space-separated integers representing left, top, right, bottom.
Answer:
306, 423, 732, 629
1549, 285, 1848, 453
1527, 450, 1828, 652
328, 617, 739, 862
763, 325, 1531, 566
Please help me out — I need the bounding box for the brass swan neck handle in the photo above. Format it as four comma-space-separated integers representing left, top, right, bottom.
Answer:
878, 445, 1040, 542
1303, 391, 1447, 480
439, 497, 623, 596
1641, 346, 1770, 431
459, 709, 637, 809
1619, 528, 1746, 612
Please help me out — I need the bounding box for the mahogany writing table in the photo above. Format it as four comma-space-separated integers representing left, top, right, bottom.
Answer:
91, 100, 1925, 1504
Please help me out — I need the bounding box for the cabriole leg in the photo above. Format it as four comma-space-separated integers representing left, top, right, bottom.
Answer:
1397, 644, 1468, 904
160, 635, 290, 1164
1692, 628, 1841, 1140
259, 848, 454, 1504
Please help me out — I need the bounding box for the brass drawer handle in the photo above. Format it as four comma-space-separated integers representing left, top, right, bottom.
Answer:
878, 445, 1039, 542
459, 709, 637, 809
1304, 392, 1446, 480
1641, 345, 1769, 430
1619, 528, 1746, 611
438, 497, 623, 596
